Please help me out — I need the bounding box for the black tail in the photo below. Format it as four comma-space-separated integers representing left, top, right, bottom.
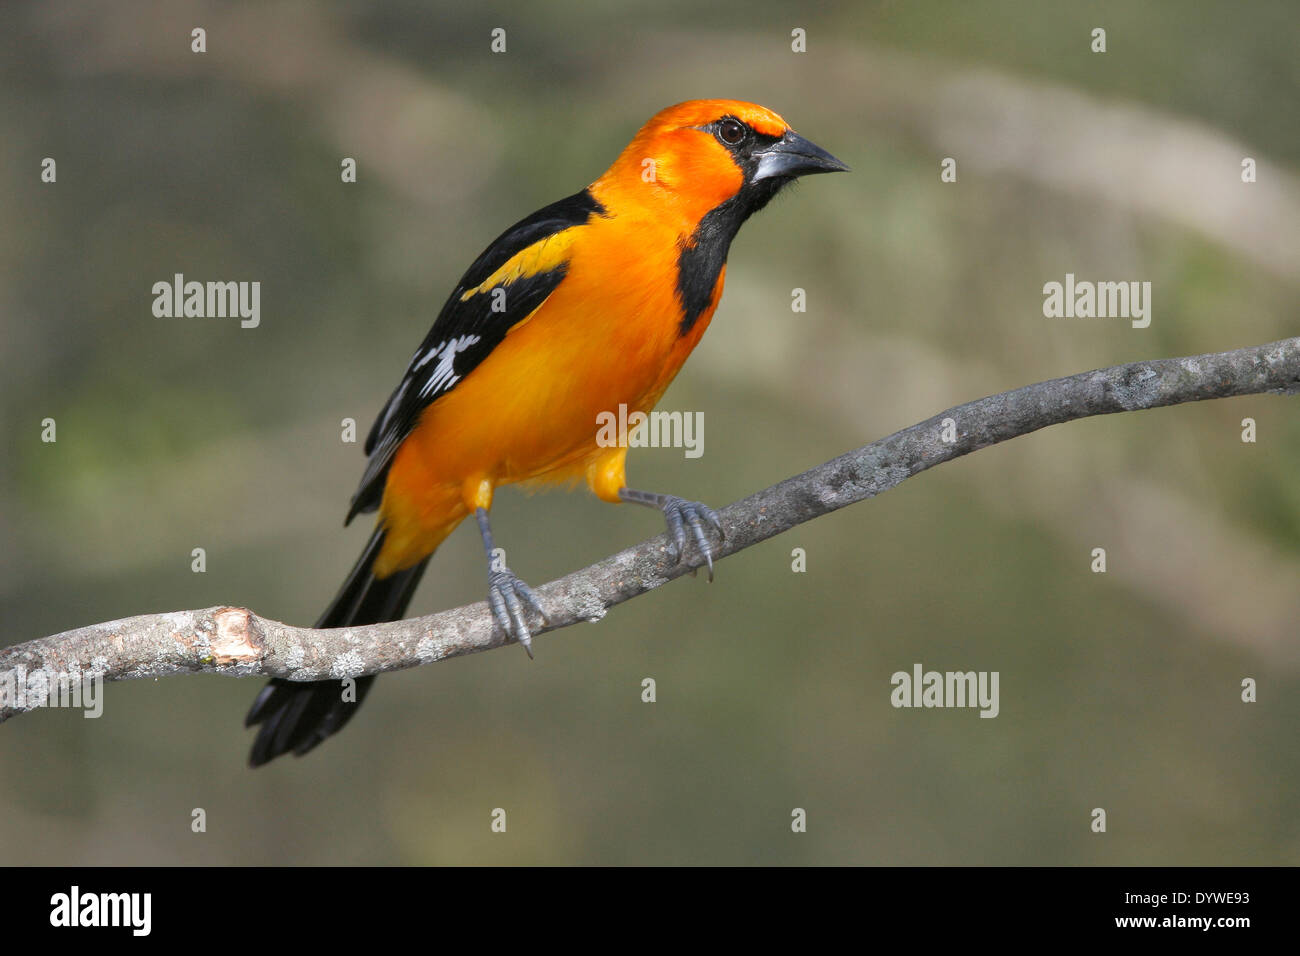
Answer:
245, 527, 430, 767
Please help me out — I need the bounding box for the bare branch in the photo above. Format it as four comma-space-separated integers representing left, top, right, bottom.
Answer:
3, 337, 1296, 723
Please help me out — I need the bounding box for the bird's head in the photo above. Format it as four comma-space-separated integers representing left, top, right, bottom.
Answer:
596, 99, 849, 225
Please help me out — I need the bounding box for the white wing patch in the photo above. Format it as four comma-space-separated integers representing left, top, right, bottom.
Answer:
370, 333, 484, 449
415, 334, 482, 399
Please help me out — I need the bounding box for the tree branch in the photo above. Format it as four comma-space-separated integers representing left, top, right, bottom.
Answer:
3, 337, 1297, 723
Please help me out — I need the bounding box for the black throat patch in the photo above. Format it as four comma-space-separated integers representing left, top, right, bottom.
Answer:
675, 176, 787, 334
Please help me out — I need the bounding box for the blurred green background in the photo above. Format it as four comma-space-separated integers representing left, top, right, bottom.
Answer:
2, 0, 1297, 864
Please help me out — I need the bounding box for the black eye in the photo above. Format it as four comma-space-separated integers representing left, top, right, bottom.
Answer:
717, 118, 747, 146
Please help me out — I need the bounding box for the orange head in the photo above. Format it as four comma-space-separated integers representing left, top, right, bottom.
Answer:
593, 98, 848, 227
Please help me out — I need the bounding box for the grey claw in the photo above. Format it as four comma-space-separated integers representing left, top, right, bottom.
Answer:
487, 585, 512, 634
517, 579, 549, 624
704, 506, 724, 541
662, 505, 686, 563
684, 509, 714, 582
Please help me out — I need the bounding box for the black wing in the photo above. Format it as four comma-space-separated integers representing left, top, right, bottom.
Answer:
346, 188, 607, 523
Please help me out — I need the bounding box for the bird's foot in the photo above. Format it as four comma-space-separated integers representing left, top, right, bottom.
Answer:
655, 495, 724, 581
487, 568, 547, 658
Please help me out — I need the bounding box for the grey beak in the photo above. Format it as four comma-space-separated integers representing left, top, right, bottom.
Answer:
753, 131, 850, 181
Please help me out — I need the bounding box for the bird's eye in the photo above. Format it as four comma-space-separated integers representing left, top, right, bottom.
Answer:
717, 118, 747, 146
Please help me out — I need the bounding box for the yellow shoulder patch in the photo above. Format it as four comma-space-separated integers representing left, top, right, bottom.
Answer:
459, 227, 581, 302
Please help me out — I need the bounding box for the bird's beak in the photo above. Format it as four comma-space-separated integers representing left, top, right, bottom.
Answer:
753, 131, 850, 181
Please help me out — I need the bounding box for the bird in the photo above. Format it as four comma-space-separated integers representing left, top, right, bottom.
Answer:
245, 99, 848, 766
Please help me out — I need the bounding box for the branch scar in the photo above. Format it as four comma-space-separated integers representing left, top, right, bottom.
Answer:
211, 607, 262, 664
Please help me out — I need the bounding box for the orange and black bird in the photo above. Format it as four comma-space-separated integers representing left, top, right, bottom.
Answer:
245, 99, 847, 766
